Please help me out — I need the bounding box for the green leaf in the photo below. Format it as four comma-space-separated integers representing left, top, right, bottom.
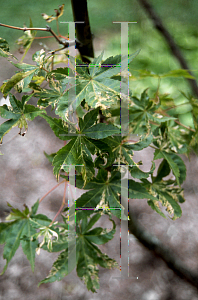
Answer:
128, 89, 166, 134
75, 169, 156, 218
5, 204, 29, 221
160, 191, 182, 220
52, 138, 87, 178
30, 200, 39, 216
167, 125, 188, 153
147, 200, 167, 218
40, 114, 72, 140
23, 104, 46, 120
30, 214, 52, 228
83, 123, 120, 139
79, 107, 99, 131
0, 52, 47, 95
124, 133, 153, 151
128, 179, 158, 200
44, 151, 57, 164
52, 111, 115, 181
75, 170, 123, 219
0, 38, 16, 58
21, 222, 37, 272
0, 222, 14, 244
89, 51, 104, 77
102, 134, 154, 179
154, 150, 186, 185
0, 105, 20, 119
0, 118, 20, 143
82, 213, 101, 233
49, 67, 69, 79
93, 49, 140, 80
0, 94, 45, 142
0, 38, 9, 57
55, 50, 140, 115
0, 202, 41, 273
38, 247, 76, 285
146, 174, 184, 219
152, 159, 170, 183
1, 220, 26, 274
36, 79, 71, 111
1, 73, 24, 96
85, 220, 116, 245
75, 213, 118, 292
76, 189, 104, 209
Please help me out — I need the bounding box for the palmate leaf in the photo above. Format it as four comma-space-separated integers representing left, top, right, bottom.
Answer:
0, 94, 46, 142
75, 169, 157, 220
75, 169, 124, 219
51, 109, 115, 182
36, 87, 69, 109
35, 75, 73, 111
1, 51, 46, 96
39, 212, 118, 292
154, 149, 186, 185
102, 133, 154, 179
109, 90, 176, 136
52, 136, 111, 184
0, 201, 40, 274
76, 213, 118, 292
38, 246, 76, 285
146, 181, 183, 220
36, 51, 139, 118
128, 90, 176, 135
153, 121, 189, 154
166, 125, 188, 153
54, 50, 140, 116
143, 158, 185, 219
40, 114, 72, 141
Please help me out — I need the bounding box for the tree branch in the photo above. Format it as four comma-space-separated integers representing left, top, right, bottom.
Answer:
71, 0, 94, 62
138, 0, 198, 97
0, 22, 77, 49
128, 210, 198, 289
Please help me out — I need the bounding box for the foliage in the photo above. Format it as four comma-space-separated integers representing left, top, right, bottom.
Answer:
1, 7, 198, 293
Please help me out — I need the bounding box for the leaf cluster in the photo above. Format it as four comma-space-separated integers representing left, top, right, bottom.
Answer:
0, 25, 198, 292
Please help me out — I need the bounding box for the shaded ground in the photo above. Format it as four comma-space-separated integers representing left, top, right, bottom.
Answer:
0, 40, 198, 300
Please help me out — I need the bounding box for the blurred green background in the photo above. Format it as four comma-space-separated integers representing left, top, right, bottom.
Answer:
0, 0, 198, 126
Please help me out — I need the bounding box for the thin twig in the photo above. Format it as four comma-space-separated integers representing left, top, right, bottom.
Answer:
174, 119, 195, 132
138, 0, 198, 97
50, 180, 67, 225
0, 22, 76, 48
157, 109, 196, 132
39, 180, 66, 203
